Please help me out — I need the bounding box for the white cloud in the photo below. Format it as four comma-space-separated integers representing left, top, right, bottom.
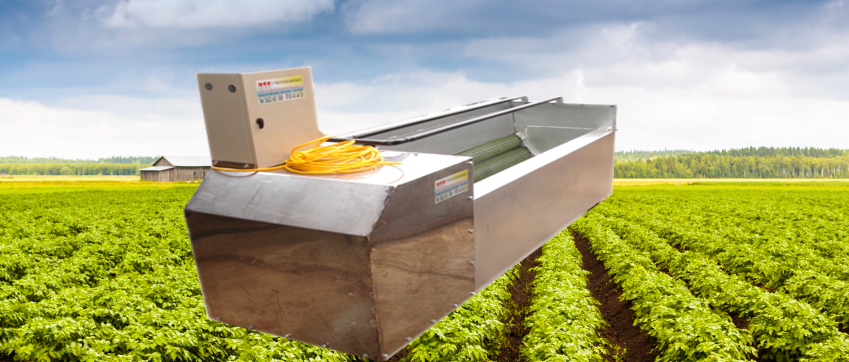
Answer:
4, 60, 848, 160
0, 97, 208, 159
5, 15, 849, 159
99, 0, 334, 28
313, 25, 849, 152
344, 0, 483, 34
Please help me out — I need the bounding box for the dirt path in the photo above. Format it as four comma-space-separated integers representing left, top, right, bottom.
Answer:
572, 231, 657, 362
494, 248, 542, 362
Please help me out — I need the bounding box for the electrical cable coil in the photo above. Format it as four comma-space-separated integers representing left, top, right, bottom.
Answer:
212, 136, 399, 174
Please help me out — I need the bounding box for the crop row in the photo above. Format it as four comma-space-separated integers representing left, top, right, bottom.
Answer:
522, 232, 610, 362
571, 214, 756, 361
589, 212, 849, 361
604, 190, 849, 279
595, 201, 849, 330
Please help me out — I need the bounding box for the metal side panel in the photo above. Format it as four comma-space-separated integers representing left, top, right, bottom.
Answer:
473, 130, 615, 290
380, 115, 515, 154
368, 160, 475, 358
197, 73, 256, 167
185, 212, 380, 357
366, 101, 514, 140
513, 103, 616, 130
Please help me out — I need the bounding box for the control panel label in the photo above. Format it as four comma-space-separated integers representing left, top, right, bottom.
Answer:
434, 169, 469, 204
256, 75, 304, 104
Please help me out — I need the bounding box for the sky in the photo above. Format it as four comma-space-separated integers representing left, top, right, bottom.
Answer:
0, 0, 847, 159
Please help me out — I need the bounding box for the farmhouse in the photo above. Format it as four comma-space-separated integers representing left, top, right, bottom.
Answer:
140, 156, 211, 182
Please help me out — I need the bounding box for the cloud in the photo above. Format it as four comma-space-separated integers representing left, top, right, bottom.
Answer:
463, 20, 849, 99
0, 96, 208, 159
344, 0, 483, 34
342, 0, 637, 36
312, 25, 849, 152
4, 53, 848, 161
4, 1, 848, 158
98, 0, 334, 28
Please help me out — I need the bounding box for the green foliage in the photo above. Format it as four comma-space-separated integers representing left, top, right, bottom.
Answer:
614, 147, 849, 178
521, 232, 610, 362
615, 150, 694, 162
0, 156, 159, 175
0, 163, 144, 176
596, 188, 849, 329
572, 216, 755, 361
590, 187, 849, 360
0, 156, 158, 165
0, 189, 353, 361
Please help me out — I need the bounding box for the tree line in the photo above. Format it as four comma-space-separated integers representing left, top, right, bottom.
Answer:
0, 163, 144, 176
615, 150, 693, 162
2, 148, 847, 178
615, 147, 849, 178
0, 156, 158, 164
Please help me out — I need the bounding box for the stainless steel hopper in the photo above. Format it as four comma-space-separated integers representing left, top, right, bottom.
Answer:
185, 91, 616, 360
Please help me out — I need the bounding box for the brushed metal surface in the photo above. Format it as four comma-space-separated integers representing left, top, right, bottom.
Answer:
473, 130, 615, 290
382, 114, 515, 155
187, 171, 392, 237
513, 103, 616, 131
369, 161, 475, 356
368, 102, 514, 140
186, 212, 379, 356
197, 73, 256, 166
184, 152, 475, 359
332, 96, 526, 139
186, 152, 470, 237
523, 126, 594, 154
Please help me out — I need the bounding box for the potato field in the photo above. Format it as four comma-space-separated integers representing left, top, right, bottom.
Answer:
1, 182, 847, 361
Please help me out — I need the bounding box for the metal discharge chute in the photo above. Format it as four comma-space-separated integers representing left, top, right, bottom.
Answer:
184, 67, 616, 360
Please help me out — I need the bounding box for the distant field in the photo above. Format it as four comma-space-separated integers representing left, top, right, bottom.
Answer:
0, 175, 198, 194
0, 175, 141, 182
614, 178, 849, 186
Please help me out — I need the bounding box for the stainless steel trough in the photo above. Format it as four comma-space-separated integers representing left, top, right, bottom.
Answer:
185, 93, 616, 360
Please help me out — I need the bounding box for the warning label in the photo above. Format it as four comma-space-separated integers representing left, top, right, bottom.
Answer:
434, 169, 469, 204
256, 76, 304, 104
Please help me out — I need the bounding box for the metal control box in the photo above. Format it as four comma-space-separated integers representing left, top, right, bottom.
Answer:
197, 67, 323, 169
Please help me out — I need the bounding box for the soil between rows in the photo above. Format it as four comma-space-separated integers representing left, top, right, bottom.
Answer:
494, 247, 543, 362
572, 231, 657, 362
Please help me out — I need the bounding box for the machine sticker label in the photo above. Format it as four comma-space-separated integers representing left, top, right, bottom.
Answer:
434, 169, 469, 204
256, 75, 305, 104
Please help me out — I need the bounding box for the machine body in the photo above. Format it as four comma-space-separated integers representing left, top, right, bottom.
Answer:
186, 67, 616, 360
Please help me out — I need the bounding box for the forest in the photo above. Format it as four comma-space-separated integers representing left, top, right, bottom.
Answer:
614, 147, 849, 178
0, 157, 158, 176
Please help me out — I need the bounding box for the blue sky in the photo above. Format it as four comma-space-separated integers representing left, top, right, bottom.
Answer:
1, 0, 847, 158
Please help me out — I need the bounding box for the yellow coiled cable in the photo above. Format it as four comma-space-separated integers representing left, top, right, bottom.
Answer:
212, 136, 399, 174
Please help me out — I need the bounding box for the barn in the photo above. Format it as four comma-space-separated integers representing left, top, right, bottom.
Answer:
140, 156, 211, 182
